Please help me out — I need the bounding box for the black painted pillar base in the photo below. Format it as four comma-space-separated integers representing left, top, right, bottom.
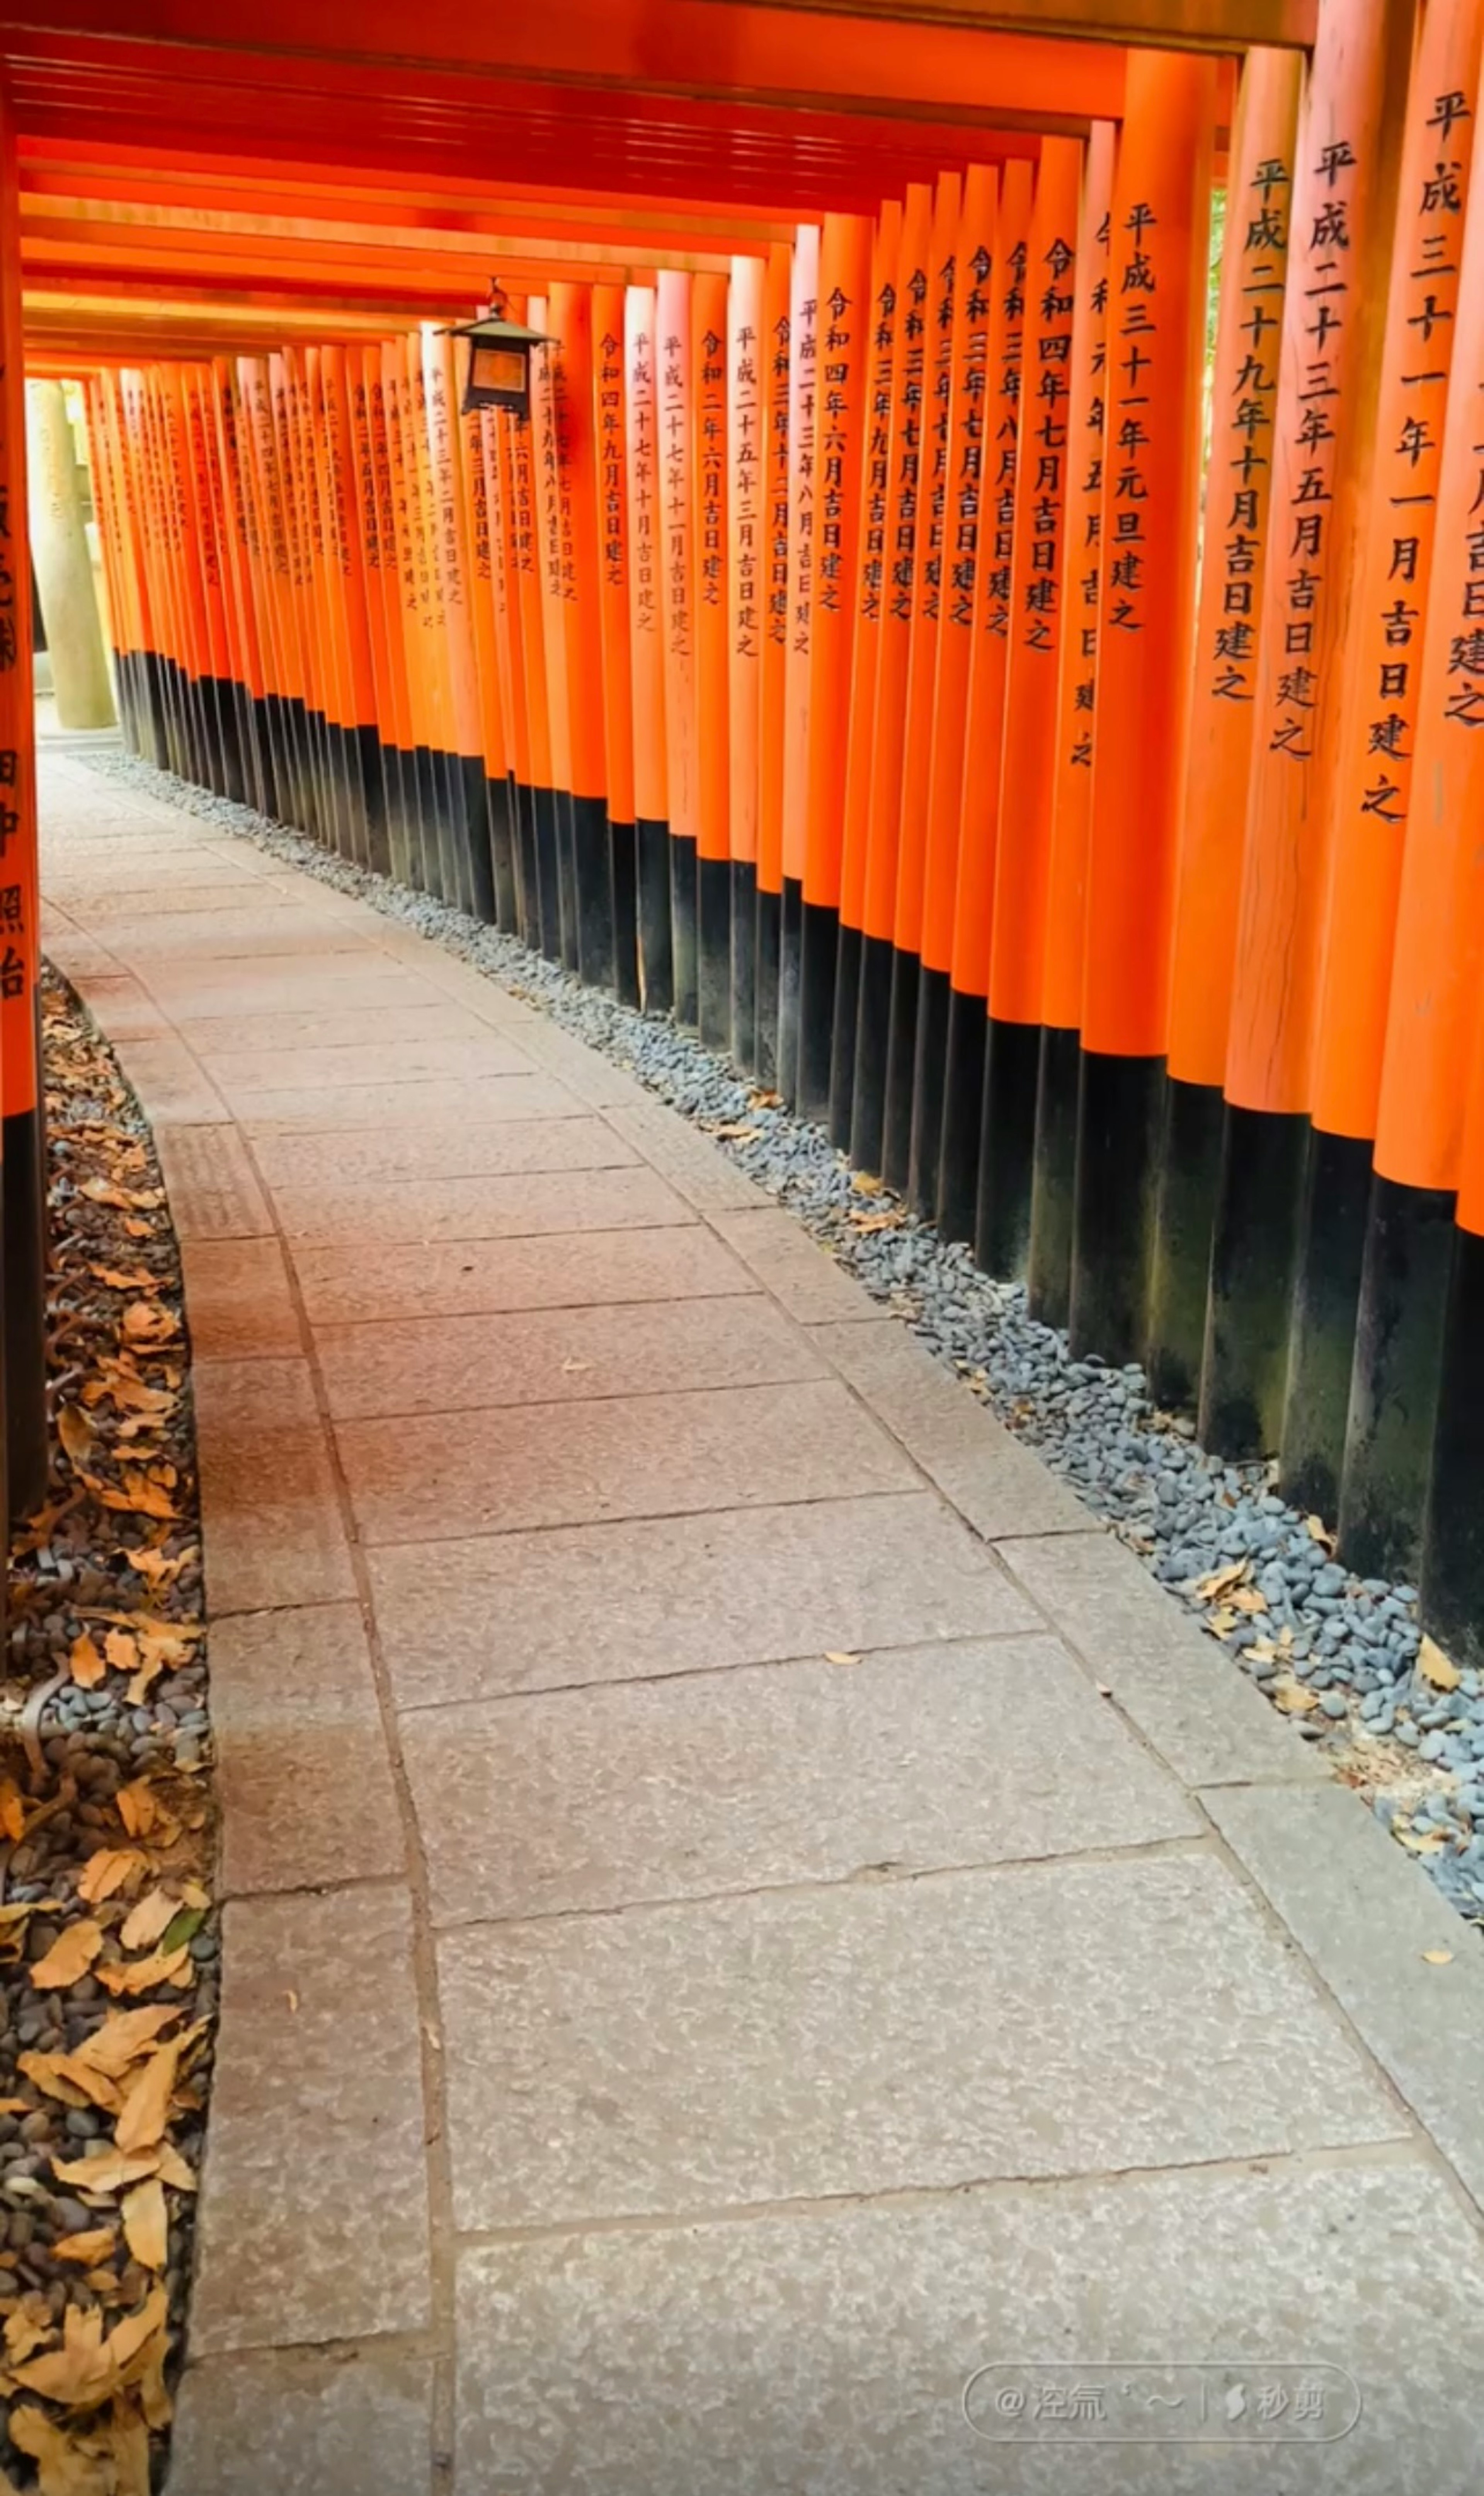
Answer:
3, 1104, 47, 1526
512, 779, 539, 947
754, 883, 782, 1086
849, 933, 894, 1176
796, 900, 839, 1125
880, 947, 920, 1193
908, 964, 951, 1221
697, 855, 733, 1052
1145, 1075, 1224, 1413
207, 676, 247, 804
384, 747, 415, 886
409, 747, 437, 892
1338, 1176, 1455, 1583
557, 793, 581, 973
636, 820, 674, 1012
671, 835, 699, 1028
345, 726, 374, 871
1420, 1225, 1484, 1666
937, 989, 987, 1247
1026, 1024, 1082, 1330
827, 921, 862, 1149
143, 654, 171, 770
351, 728, 385, 875
573, 794, 616, 990
437, 751, 468, 905
532, 785, 563, 960
730, 861, 757, 1074
976, 1017, 1042, 1281
777, 877, 803, 1101
1198, 1104, 1308, 1460
1069, 1051, 1165, 1368
611, 820, 641, 1006
459, 756, 497, 922
251, 696, 281, 821
1279, 1128, 1374, 1521
487, 776, 521, 932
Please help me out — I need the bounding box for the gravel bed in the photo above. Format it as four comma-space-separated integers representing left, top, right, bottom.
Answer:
80, 748, 1484, 1943
2, 964, 214, 2487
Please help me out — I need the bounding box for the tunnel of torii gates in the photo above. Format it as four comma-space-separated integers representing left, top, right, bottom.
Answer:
0, 0, 1483, 1653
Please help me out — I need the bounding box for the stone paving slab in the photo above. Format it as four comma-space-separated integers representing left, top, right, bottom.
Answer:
604, 1096, 774, 1210
453, 2159, 1484, 2495
153, 1123, 274, 1241
87, 907, 371, 962
337, 1377, 919, 1544
180, 1236, 302, 1358
61, 878, 285, 916
372, 1492, 1038, 1709
175, 998, 498, 1054
249, 1111, 637, 1191
203, 1031, 538, 1099
811, 1318, 1090, 1540
111, 1029, 231, 1124
436, 1852, 1401, 2231
272, 1161, 691, 1247
402, 1635, 1201, 1924
213, 1604, 404, 1896
227, 1070, 581, 1131
193, 1357, 356, 1615
172, 2346, 434, 2496
999, 1531, 1328, 1790
316, 1293, 826, 1421
191, 1884, 431, 2353
137, 961, 435, 1021
1207, 1781, 1484, 2213
288, 1224, 745, 1329
65, 969, 167, 1039
708, 1205, 885, 1324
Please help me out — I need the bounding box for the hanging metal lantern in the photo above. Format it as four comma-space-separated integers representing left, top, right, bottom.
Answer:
446, 282, 554, 421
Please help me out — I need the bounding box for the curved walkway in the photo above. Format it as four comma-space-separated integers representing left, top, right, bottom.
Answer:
37, 752, 1484, 2494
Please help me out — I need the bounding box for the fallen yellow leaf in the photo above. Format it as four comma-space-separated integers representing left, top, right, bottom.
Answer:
17, 2053, 89, 2111
114, 1784, 159, 1841
1417, 1633, 1461, 1692
5, 2298, 56, 2364
77, 1849, 146, 1906
1422, 1948, 1455, 1966
10, 2403, 113, 2496
50, 2148, 160, 2196
119, 1891, 177, 1954
104, 1629, 139, 1675
52, 2231, 117, 2269
66, 2005, 183, 2083
121, 2180, 166, 2273
68, 1633, 107, 1691
1270, 1676, 1320, 1716
96, 1944, 191, 1998
29, 1922, 104, 1993
1196, 1560, 1249, 1602
57, 1406, 97, 1467
114, 2041, 182, 2155
824, 1651, 861, 1666
0, 1779, 26, 1844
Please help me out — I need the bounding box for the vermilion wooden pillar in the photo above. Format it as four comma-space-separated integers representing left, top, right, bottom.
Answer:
0, 72, 46, 1526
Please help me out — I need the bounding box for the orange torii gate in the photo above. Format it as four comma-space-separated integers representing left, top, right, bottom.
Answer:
10, 0, 1484, 1672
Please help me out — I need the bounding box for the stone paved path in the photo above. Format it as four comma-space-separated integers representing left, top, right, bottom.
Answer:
37, 752, 1484, 2493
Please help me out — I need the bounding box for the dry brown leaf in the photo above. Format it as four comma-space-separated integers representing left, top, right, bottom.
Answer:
29, 1922, 104, 1993
122, 1302, 179, 1346
57, 1405, 97, 1467
126, 1651, 169, 1707
0, 1779, 26, 1844
1417, 1633, 1462, 1692
749, 1088, 783, 1109
68, 1632, 107, 1691
52, 2230, 118, 2269
121, 2179, 166, 2272
5, 2297, 57, 2363
851, 1172, 884, 1195
1270, 1676, 1320, 1715
122, 1215, 152, 1239
103, 1629, 139, 1676
1230, 1585, 1269, 1615
49, 2147, 160, 2195
107, 2289, 168, 2376
152, 2142, 196, 2193
121, 1545, 186, 1589
824, 1650, 861, 1666
1195, 1560, 1249, 1602
77, 1849, 146, 1905
1422, 1947, 1455, 1966
17, 2053, 89, 2111
119, 1891, 177, 1954
1205, 1605, 1240, 1636
105, 2398, 152, 2496
848, 1208, 901, 1232
9, 2405, 113, 2496
1305, 1512, 1336, 1550
1397, 1825, 1450, 1856
89, 1266, 158, 1293
709, 1121, 761, 1142
68, 2005, 182, 2082
44, 2054, 121, 2116
10, 2302, 110, 2409
114, 1783, 159, 1840
114, 2041, 182, 2154
96, 1945, 191, 1999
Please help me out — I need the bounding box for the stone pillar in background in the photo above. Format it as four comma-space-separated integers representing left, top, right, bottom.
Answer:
25, 377, 116, 730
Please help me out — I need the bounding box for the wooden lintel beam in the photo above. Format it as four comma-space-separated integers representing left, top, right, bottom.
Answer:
691, 0, 1314, 48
